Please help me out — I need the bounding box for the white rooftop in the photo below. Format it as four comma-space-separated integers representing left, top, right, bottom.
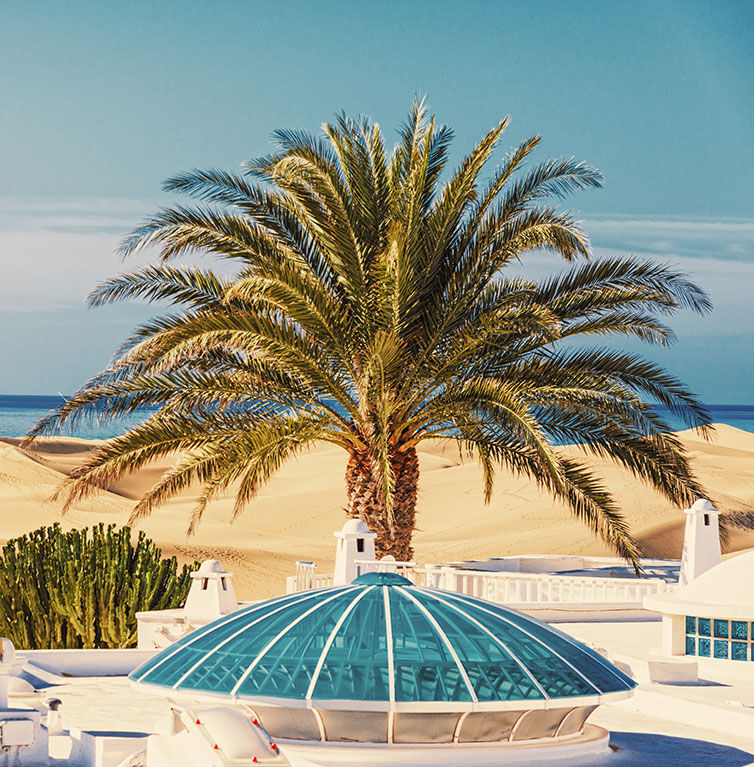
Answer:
647, 549, 754, 620
28, 623, 754, 766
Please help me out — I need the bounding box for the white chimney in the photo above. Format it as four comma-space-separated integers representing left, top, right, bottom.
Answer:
333, 519, 376, 585
183, 560, 238, 620
679, 499, 721, 586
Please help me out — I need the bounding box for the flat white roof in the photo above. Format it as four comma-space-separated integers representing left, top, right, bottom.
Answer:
646, 550, 754, 619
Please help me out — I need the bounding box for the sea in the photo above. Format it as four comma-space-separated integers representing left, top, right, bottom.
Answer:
1, 395, 753, 440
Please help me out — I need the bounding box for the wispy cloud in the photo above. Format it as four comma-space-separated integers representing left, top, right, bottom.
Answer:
0, 197, 158, 235
0, 200, 752, 398
1, 202, 752, 313
582, 214, 754, 263
0, 199, 159, 312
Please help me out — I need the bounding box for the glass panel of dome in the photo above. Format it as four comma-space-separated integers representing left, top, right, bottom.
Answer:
391, 589, 473, 702
731, 642, 748, 661
438, 596, 598, 697
714, 620, 729, 639
685, 616, 696, 635
698, 638, 711, 657
251, 706, 321, 741
414, 591, 545, 701
237, 589, 366, 698
697, 618, 711, 636
511, 708, 570, 740
181, 588, 359, 694
439, 591, 630, 696
732, 621, 748, 640
714, 640, 728, 659
557, 705, 597, 737
392, 712, 461, 744
457, 711, 524, 743
481, 599, 634, 693
309, 587, 391, 701
319, 710, 388, 743
130, 594, 309, 683
685, 637, 695, 655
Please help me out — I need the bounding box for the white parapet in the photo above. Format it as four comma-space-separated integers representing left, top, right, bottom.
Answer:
0, 639, 49, 765
679, 499, 721, 586
68, 728, 149, 767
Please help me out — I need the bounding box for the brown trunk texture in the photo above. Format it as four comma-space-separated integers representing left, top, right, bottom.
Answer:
345, 446, 419, 561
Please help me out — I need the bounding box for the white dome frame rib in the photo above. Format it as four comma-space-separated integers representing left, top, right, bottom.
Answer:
131, 574, 634, 715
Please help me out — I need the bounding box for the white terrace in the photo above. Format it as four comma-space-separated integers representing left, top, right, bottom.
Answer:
1, 500, 753, 767
286, 517, 674, 622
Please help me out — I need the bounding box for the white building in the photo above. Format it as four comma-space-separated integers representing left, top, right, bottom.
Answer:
137, 559, 246, 650
646, 547, 754, 666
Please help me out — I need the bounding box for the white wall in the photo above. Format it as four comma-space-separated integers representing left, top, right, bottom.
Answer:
19, 649, 155, 677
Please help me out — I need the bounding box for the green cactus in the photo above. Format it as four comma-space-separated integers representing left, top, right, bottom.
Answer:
0, 524, 197, 649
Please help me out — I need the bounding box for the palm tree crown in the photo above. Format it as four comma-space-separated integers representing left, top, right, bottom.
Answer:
28, 101, 712, 568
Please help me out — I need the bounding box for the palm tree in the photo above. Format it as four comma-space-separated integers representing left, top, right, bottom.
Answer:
28, 101, 712, 568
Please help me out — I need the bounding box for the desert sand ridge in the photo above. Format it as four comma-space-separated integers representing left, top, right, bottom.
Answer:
1, 423, 753, 600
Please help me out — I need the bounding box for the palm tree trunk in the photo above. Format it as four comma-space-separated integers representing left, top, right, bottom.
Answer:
345, 446, 419, 560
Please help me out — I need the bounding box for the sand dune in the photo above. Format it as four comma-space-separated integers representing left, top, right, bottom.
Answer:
1, 423, 753, 600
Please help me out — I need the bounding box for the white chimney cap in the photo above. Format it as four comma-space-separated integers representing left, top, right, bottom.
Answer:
689, 499, 717, 512
198, 559, 226, 574
342, 518, 371, 534
334, 518, 376, 539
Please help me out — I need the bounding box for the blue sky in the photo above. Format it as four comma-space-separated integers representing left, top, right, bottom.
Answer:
0, 0, 752, 401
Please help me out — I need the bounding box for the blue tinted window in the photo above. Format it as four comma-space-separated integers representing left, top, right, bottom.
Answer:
181, 588, 358, 695
714, 640, 729, 659
732, 621, 748, 640
414, 591, 544, 701
698, 618, 711, 637
685, 616, 696, 635
238, 589, 366, 698
698, 638, 711, 657
130, 583, 636, 704
714, 620, 728, 639
309, 587, 391, 701
732, 642, 747, 661
685, 637, 696, 655
132, 590, 329, 685
389, 589, 473, 702
434, 591, 633, 696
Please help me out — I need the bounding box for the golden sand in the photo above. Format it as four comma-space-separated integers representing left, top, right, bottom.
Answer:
1, 424, 752, 599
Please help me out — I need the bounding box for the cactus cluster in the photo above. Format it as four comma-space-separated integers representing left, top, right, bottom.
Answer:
0, 524, 197, 649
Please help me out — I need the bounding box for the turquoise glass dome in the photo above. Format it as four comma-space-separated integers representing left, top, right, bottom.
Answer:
130, 576, 634, 709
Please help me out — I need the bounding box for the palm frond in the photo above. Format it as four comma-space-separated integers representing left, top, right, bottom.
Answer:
27, 100, 712, 566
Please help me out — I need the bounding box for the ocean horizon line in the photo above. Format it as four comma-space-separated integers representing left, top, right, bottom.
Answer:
1, 394, 753, 410
1, 395, 754, 441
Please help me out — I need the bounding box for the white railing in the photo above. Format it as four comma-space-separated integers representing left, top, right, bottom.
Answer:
286, 561, 668, 605
416, 566, 667, 604
354, 559, 417, 579
286, 562, 334, 594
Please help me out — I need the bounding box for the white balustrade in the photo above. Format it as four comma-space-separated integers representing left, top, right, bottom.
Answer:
287, 560, 668, 606
354, 559, 417, 580
287, 562, 334, 593
411, 565, 667, 605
